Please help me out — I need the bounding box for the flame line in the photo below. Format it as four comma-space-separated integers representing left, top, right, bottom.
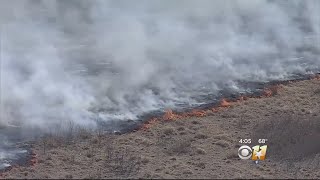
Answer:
138, 74, 320, 131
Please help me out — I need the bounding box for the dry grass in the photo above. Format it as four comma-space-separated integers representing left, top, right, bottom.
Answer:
104, 146, 142, 178
253, 113, 320, 161
157, 135, 193, 156
314, 89, 320, 96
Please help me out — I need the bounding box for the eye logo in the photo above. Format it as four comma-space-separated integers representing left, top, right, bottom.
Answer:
238, 145, 268, 160
238, 145, 253, 160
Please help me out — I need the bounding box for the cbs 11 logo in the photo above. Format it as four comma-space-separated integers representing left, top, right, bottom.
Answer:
238, 145, 268, 160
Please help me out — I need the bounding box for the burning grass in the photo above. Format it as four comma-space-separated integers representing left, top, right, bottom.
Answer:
140, 83, 285, 131
311, 74, 320, 80
220, 99, 232, 107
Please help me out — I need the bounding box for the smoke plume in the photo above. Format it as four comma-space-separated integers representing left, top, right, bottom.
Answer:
0, 0, 319, 130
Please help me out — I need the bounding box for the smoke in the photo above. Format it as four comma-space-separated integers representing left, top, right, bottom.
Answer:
0, 0, 319, 130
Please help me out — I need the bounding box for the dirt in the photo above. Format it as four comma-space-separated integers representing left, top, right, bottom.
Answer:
1, 78, 320, 179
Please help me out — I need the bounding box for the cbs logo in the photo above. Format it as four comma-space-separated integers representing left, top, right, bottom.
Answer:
238, 145, 267, 160
238, 145, 253, 160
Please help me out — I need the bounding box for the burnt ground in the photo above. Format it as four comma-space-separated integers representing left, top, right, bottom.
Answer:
1, 78, 320, 179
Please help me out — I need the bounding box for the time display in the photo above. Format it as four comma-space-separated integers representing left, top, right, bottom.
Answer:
239, 139, 251, 144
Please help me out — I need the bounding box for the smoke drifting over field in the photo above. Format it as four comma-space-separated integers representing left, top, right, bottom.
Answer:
0, 0, 319, 130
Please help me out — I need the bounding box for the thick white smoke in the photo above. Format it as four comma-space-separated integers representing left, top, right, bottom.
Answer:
0, 0, 319, 130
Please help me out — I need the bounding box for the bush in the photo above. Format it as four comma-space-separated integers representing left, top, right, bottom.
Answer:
103, 137, 141, 178
164, 138, 192, 155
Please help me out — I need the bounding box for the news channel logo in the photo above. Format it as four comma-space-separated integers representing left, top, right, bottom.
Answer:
238, 145, 268, 161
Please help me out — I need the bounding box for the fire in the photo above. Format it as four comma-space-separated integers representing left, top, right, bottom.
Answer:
189, 109, 206, 117
141, 117, 158, 130
311, 74, 320, 80
139, 81, 285, 131
141, 109, 208, 130
262, 85, 283, 98
140, 98, 242, 131
163, 109, 180, 121
220, 98, 231, 107
263, 89, 273, 97
211, 108, 219, 112
0, 143, 39, 177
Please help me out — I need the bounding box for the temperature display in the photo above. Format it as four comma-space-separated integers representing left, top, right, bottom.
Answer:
258, 139, 268, 144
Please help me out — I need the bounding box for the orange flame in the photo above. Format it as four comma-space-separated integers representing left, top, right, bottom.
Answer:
0, 151, 37, 177
220, 98, 231, 107
211, 108, 219, 112
262, 85, 283, 98
139, 81, 284, 131
141, 117, 158, 130
263, 89, 273, 97
163, 109, 177, 121
311, 74, 320, 80
189, 109, 207, 117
